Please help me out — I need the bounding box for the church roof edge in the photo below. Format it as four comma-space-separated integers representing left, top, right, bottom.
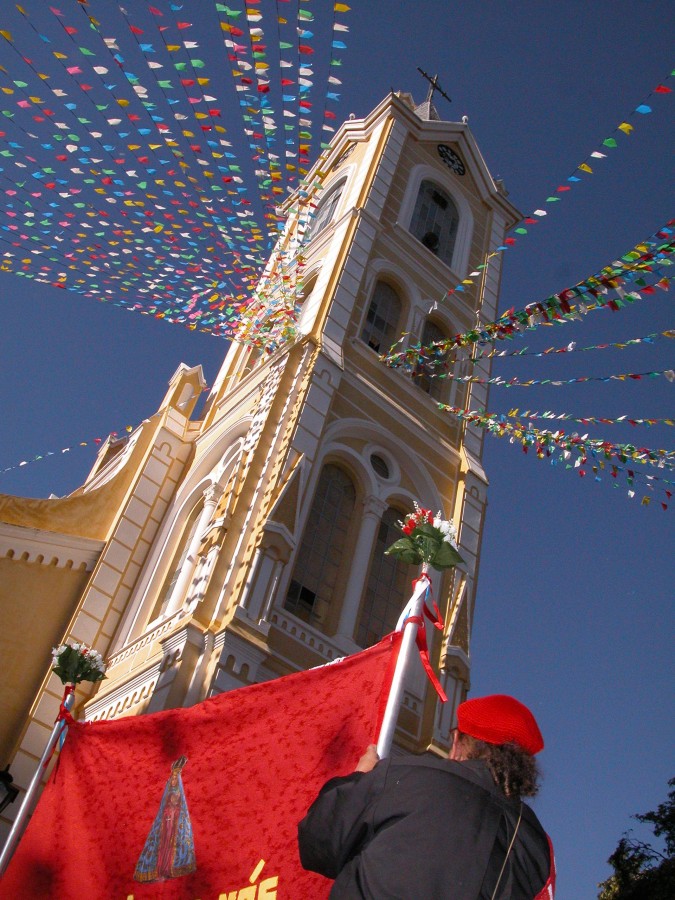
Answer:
296, 92, 521, 226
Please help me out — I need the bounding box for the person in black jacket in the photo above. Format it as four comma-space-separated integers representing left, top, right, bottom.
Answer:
298, 694, 555, 899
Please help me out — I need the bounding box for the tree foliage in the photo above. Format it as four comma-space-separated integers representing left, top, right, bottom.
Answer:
597, 778, 675, 899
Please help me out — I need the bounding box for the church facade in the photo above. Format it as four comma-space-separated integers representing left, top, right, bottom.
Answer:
0, 90, 518, 843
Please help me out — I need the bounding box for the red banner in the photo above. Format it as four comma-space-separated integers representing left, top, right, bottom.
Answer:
0, 635, 398, 899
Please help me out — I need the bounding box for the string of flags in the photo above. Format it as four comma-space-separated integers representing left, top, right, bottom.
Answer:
488, 409, 674, 429
382, 212, 674, 510
504, 71, 674, 245
440, 405, 675, 471
0, 424, 137, 479
439, 68, 674, 306
437, 404, 674, 509
0, 1, 352, 349
414, 367, 675, 389
1, 5, 267, 285
470, 329, 675, 362
4, 396, 673, 512
384, 221, 674, 367
0, 3, 670, 512
0, 3, 667, 355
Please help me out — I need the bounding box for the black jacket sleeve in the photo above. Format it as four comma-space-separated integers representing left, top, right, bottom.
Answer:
298, 764, 387, 879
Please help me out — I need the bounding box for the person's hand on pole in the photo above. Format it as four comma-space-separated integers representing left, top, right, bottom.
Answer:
355, 744, 379, 773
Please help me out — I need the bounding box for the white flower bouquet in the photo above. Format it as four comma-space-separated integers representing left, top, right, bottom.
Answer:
51, 642, 107, 685
385, 503, 464, 571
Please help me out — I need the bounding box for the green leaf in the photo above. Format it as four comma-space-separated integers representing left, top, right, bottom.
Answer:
415, 532, 441, 562
385, 537, 422, 565
430, 542, 464, 570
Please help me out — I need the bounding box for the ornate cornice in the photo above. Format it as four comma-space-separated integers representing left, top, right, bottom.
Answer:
0, 522, 104, 571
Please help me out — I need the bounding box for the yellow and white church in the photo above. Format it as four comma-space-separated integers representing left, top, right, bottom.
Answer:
0, 88, 519, 844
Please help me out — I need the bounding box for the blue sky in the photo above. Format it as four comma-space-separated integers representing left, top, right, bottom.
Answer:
1, 2, 673, 895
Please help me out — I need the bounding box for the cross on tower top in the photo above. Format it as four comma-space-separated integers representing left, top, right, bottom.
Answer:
417, 68, 452, 106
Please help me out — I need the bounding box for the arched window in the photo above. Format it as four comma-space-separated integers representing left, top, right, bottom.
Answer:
415, 320, 449, 400
298, 274, 316, 306
410, 180, 459, 268
360, 281, 402, 353
306, 180, 345, 241
150, 502, 203, 621
355, 506, 416, 648
294, 273, 318, 334
241, 345, 264, 378
284, 464, 356, 628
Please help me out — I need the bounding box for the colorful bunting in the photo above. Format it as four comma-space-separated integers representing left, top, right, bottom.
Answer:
0, 4, 670, 514
504, 69, 674, 248
435, 403, 674, 507
385, 224, 674, 366
413, 367, 675, 390
472, 329, 675, 362
0, 425, 139, 479
433, 69, 674, 312
479, 408, 674, 429
0, 1, 352, 350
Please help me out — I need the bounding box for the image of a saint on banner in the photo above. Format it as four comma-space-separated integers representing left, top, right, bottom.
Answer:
134, 755, 197, 883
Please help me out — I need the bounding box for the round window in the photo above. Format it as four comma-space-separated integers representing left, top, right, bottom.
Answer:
370, 454, 390, 479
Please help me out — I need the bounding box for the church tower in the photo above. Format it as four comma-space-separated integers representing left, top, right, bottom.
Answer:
0, 90, 518, 839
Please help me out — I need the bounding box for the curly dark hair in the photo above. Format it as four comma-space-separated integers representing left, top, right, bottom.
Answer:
458, 732, 541, 799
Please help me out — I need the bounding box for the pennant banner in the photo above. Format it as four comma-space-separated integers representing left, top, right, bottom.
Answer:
413, 366, 675, 389
384, 224, 674, 366
508, 70, 674, 244
494, 408, 674, 429
437, 404, 675, 471
472, 328, 675, 362
0, 1, 352, 350
432, 69, 674, 312
0, 634, 398, 899
0, 427, 134, 478
436, 404, 674, 507
445, 224, 673, 307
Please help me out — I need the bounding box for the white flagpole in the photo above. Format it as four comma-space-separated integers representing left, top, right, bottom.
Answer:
0, 685, 75, 876
376, 570, 430, 759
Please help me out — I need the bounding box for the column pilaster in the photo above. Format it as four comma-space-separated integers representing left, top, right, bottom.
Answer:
335, 496, 388, 640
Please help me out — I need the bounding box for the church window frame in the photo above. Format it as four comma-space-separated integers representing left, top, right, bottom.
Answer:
283, 462, 358, 632
241, 345, 264, 379
369, 453, 391, 480
150, 500, 204, 622
399, 163, 473, 278
288, 270, 320, 337
414, 318, 451, 400
409, 180, 459, 268
305, 178, 346, 242
295, 272, 317, 316
360, 280, 404, 354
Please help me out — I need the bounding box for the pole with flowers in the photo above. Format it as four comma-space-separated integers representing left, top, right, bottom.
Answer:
376, 504, 464, 759
0, 643, 106, 875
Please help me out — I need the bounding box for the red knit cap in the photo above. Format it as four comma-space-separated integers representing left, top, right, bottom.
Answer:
457, 694, 544, 755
